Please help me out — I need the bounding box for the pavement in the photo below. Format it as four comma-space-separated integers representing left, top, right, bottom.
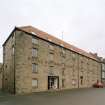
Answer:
0, 88, 105, 105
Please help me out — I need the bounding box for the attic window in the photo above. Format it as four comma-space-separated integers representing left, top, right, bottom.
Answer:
48, 39, 52, 42
60, 44, 64, 47
32, 37, 38, 44
61, 48, 65, 55
31, 32, 37, 35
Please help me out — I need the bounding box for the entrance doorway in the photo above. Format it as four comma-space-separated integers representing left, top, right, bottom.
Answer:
48, 76, 59, 90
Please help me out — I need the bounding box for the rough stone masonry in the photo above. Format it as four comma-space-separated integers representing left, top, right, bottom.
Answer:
2, 26, 101, 94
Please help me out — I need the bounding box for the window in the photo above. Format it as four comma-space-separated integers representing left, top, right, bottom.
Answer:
32, 79, 38, 87
32, 64, 38, 73
72, 79, 76, 85
60, 48, 66, 57
102, 72, 105, 78
102, 64, 105, 71
49, 53, 54, 61
72, 53, 76, 60
32, 48, 38, 57
61, 48, 65, 54
49, 44, 54, 50
12, 46, 14, 55
49, 66, 54, 75
62, 63, 65, 76
32, 37, 38, 44
62, 63, 65, 68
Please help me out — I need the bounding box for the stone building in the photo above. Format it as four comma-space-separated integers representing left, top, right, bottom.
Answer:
2, 26, 101, 94
89, 54, 105, 83
0, 63, 2, 89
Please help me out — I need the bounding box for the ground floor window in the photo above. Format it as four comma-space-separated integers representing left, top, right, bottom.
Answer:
102, 72, 105, 79
32, 79, 38, 87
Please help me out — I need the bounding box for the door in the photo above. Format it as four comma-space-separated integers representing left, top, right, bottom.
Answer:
48, 76, 59, 90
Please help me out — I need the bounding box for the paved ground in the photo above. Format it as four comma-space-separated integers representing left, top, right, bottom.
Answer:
0, 88, 105, 105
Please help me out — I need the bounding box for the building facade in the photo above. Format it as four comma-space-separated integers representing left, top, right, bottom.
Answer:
2, 26, 101, 94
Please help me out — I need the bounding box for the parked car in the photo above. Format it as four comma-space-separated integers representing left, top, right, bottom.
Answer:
93, 80, 104, 88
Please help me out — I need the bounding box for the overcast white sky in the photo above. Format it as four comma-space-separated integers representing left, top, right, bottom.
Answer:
0, 0, 105, 62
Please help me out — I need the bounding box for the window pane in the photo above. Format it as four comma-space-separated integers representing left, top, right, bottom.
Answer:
102, 64, 105, 71
32, 48, 38, 57
62, 48, 65, 54
61, 48, 66, 57
61, 48, 66, 54
72, 53, 76, 60
32, 79, 38, 87
12, 47, 14, 55
32, 64, 38, 73
102, 72, 105, 78
32, 37, 38, 44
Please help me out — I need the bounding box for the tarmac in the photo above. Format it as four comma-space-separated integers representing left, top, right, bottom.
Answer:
0, 88, 105, 105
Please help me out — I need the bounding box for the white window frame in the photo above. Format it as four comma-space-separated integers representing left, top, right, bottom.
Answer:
72, 53, 76, 60
61, 48, 65, 54
32, 37, 38, 44
102, 72, 105, 78
32, 79, 38, 87
32, 48, 38, 57
12, 46, 14, 55
102, 64, 105, 71
32, 64, 38, 73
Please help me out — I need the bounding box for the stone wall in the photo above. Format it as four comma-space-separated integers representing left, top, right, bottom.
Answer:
3, 33, 15, 93
15, 30, 32, 94
3, 29, 101, 94
14, 30, 101, 94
